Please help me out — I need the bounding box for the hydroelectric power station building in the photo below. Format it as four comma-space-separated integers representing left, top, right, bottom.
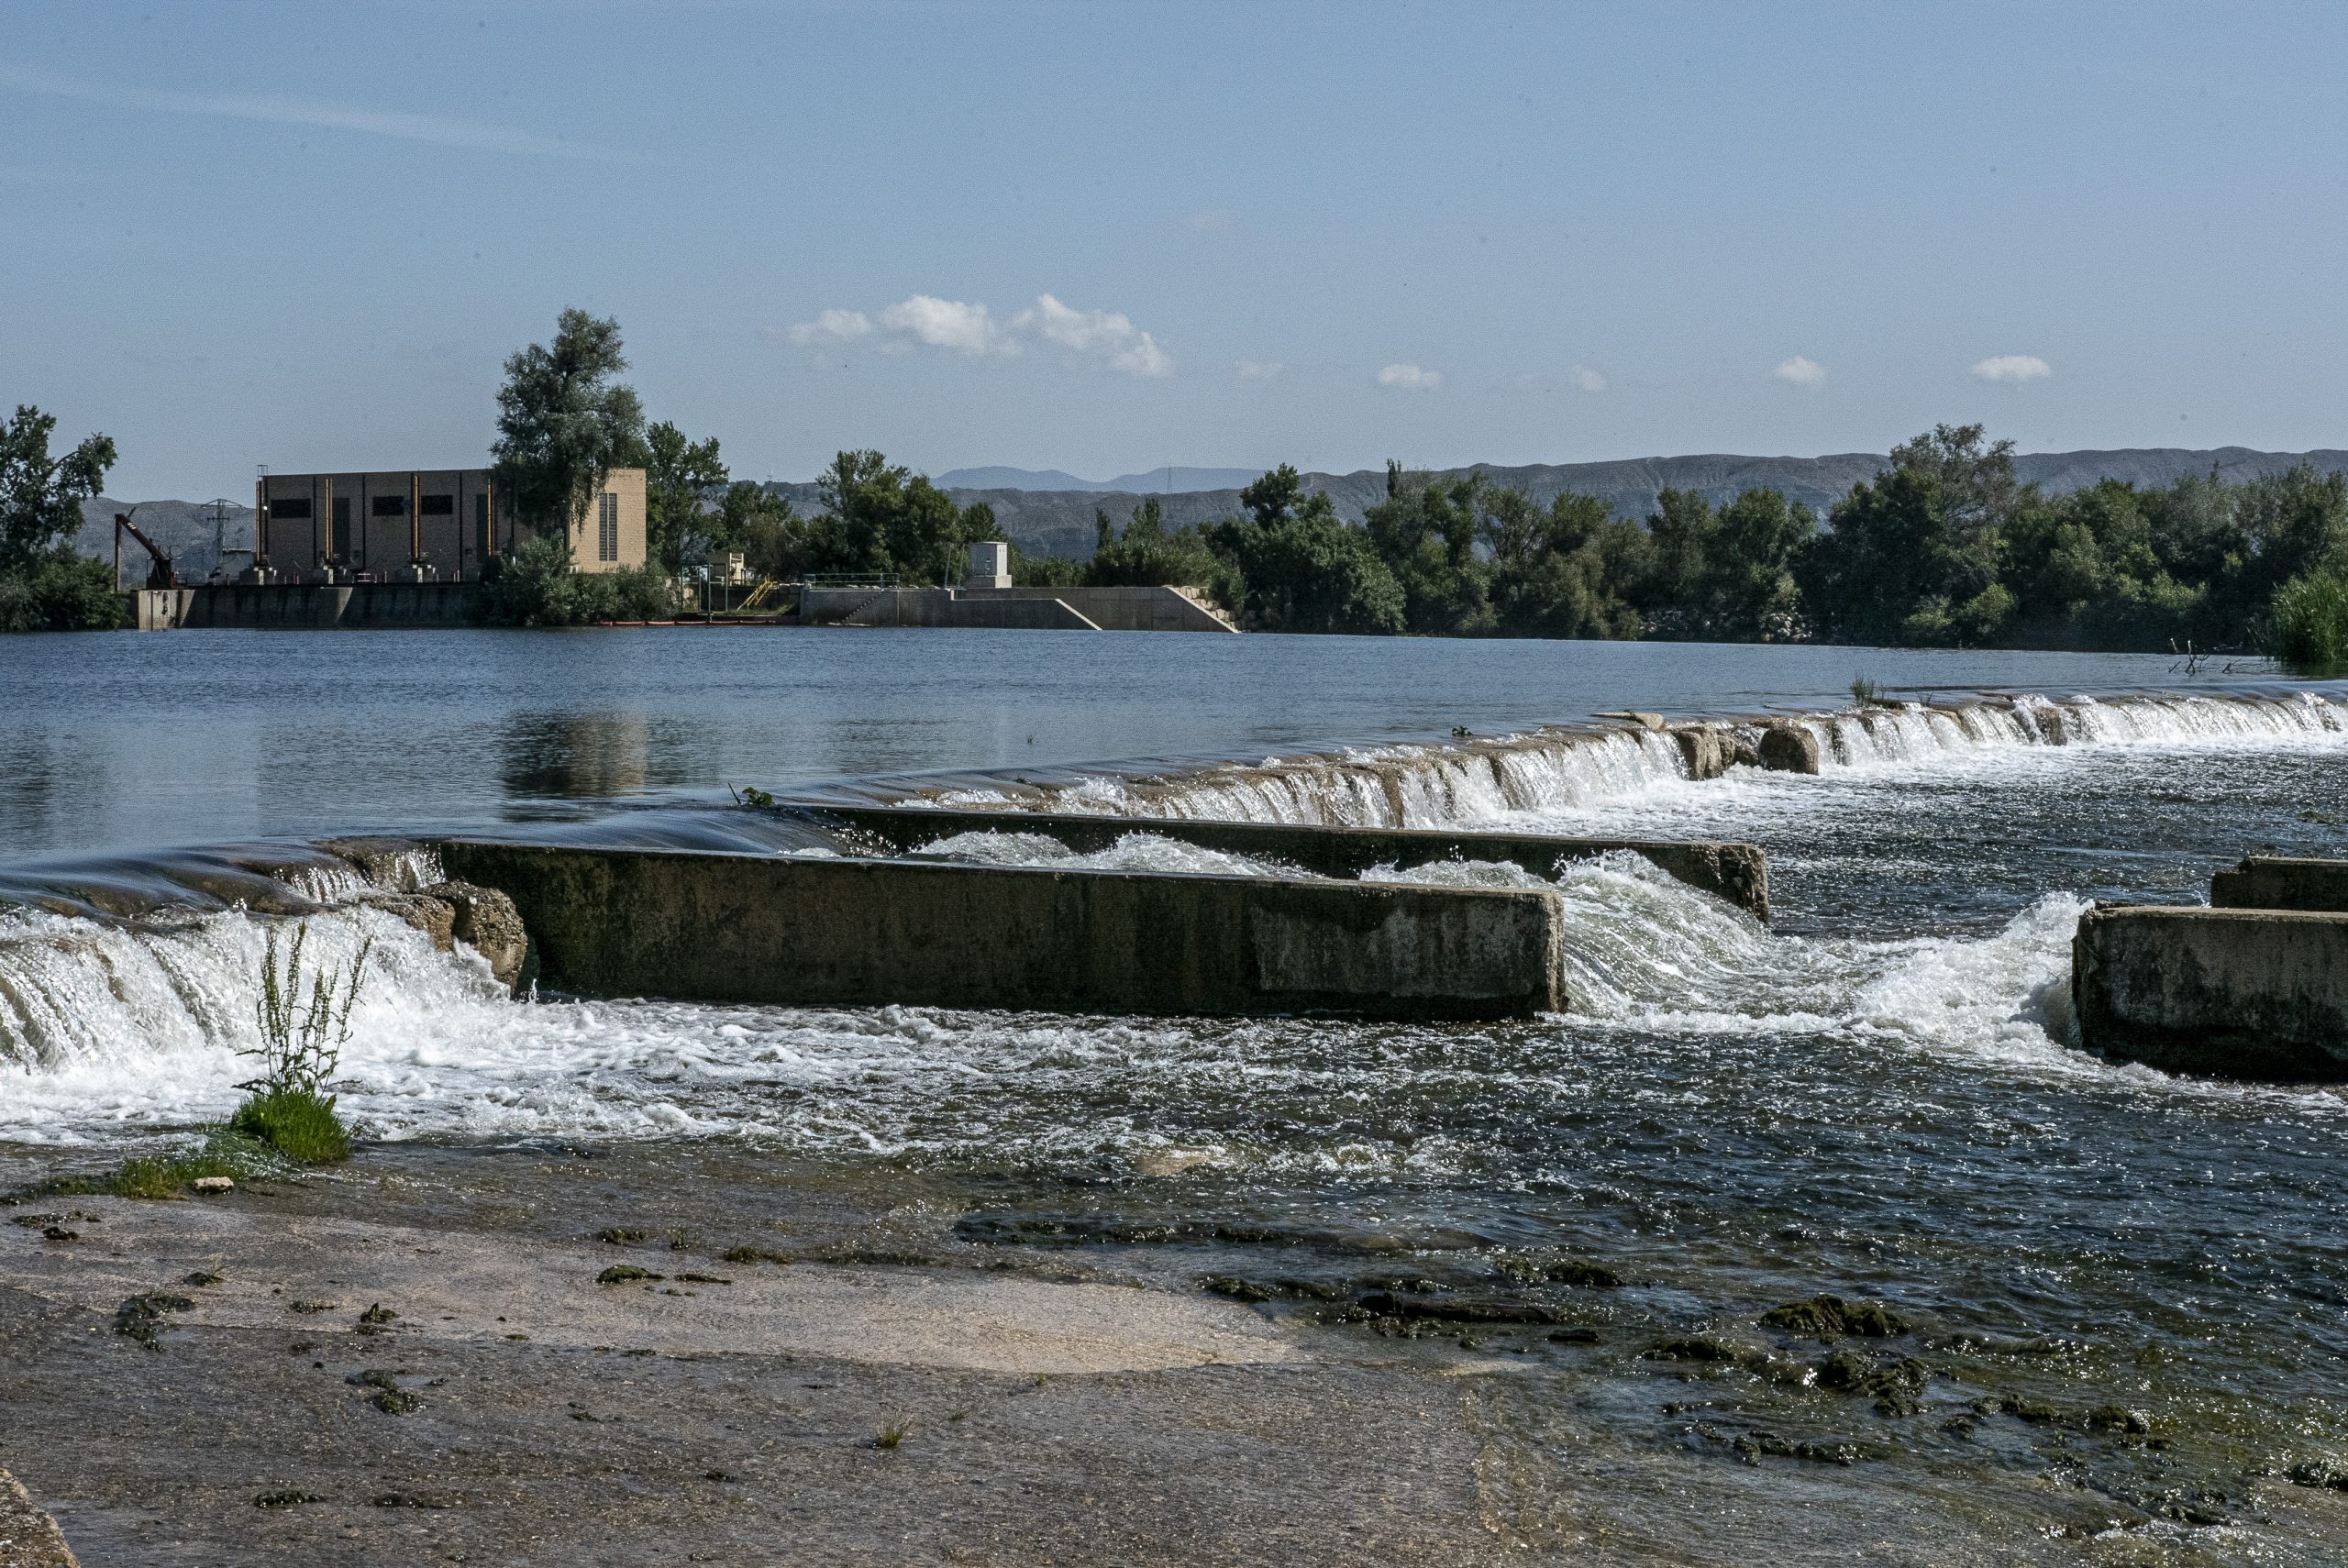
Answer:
252, 466, 648, 582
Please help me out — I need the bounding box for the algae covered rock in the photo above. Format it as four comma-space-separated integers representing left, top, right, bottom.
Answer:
1761, 1294, 1911, 1338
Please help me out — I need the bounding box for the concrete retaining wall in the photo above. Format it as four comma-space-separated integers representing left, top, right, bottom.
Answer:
809, 805, 1770, 921
2210, 856, 2348, 913
433, 841, 1567, 1020
801, 584, 1234, 632
2073, 905, 2348, 1079
138, 582, 481, 629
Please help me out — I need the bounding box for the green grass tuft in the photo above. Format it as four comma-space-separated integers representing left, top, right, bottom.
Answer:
229, 1088, 351, 1164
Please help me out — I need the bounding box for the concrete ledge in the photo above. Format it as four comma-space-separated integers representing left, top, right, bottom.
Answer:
807, 806, 1770, 921
2210, 856, 2348, 913
433, 842, 1567, 1020
2073, 905, 2348, 1080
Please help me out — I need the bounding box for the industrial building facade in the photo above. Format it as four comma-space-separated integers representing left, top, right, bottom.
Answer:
253, 467, 647, 581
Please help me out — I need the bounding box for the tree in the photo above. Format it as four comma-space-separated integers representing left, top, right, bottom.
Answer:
492, 309, 647, 538
1362, 465, 1493, 635
1490, 491, 1646, 639
1086, 496, 1236, 605
1, 405, 115, 569
0, 404, 122, 633
1799, 426, 2021, 646
643, 420, 728, 572
811, 449, 1002, 585
1208, 471, 1405, 635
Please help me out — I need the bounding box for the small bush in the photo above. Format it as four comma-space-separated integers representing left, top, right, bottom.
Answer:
2273, 562, 2348, 674
229, 1088, 350, 1164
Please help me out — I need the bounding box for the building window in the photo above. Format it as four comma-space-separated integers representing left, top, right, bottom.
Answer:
270, 497, 312, 520
597, 491, 619, 562
371, 494, 406, 517
419, 493, 454, 516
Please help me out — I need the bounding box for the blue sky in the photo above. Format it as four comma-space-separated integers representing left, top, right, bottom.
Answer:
6, 0, 2345, 497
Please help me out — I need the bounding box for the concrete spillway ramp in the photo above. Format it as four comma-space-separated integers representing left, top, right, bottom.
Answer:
807, 806, 1770, 921
434, 842, 1567, 1020
2074, 903, 2348, 1080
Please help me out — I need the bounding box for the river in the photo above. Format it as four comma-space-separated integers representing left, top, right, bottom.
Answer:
2, 627, 2345, 1560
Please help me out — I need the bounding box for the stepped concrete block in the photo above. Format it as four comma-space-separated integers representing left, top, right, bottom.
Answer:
2210, 856, 2348, 913
808, 806, 1769, 922
432, 842, 1567, 1021
2073, 905, 2348, 1080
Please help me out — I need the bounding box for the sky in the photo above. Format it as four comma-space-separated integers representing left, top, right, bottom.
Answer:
6, 0, 2347, 498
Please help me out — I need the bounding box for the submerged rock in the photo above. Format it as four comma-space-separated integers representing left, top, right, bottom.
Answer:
1671, 725, 1732, 781
1355, 1290, 1559, 1324
1761, 1295, 1911, 1338
421, 881, 529, 992
1757, 725, 1822, 775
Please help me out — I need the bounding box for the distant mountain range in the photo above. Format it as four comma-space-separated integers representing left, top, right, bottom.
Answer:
75, 497, 256, 585
81, 446, 2348, 579
934, 465, 1268, 493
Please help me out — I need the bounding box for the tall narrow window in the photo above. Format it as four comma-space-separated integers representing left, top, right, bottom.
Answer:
597, 491, 619, 562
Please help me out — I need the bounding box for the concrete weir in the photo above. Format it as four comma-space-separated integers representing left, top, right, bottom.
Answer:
434, 842, 1568, 1020
805, 805, 1771, 921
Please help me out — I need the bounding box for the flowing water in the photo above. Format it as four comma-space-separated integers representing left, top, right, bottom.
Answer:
3, 630, 2346, 1556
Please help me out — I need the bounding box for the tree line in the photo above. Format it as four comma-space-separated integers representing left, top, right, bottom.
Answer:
1008, 424, 2348, 669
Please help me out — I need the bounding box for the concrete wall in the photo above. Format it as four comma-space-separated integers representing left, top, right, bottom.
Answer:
160, 582, 480, 629
2210, 856, 2348, 913
432, 841, 1568, 1020
2073, 905, 2348, 1079
966, 587, 1236, 633
811, 805, 1770, 920
802, 583, 1235, 632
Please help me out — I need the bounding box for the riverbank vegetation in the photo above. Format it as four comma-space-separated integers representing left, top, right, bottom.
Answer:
1003, 424, 2348, 668
0, 404, 124, 632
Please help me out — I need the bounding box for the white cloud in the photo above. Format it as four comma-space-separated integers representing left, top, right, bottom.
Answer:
1570, 364, 1608, 393
0, 64, 638, 162
1971, 354, 2052, 384
1235, 359, 1285, 381
784, 308, 872, 347
781, 292, 1171, 375
880, 294, 1006, 355
1012, 293, 1170, 377
1772, 355, 1827, 388
1377, 363, 1444, 392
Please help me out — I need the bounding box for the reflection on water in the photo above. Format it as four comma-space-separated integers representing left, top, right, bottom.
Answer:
499, 712, 661, 803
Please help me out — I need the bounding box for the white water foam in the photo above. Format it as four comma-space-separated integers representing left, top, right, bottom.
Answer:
6, 688, 2343, 1154
927, 690, 2348, 832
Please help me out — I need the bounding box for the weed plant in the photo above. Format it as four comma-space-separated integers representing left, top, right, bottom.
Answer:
230, 922, 371, 1165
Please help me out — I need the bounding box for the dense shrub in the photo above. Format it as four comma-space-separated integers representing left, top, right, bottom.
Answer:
476, 535, 677, 625
0, 548, 126, 632
2272, 562, 2348, 673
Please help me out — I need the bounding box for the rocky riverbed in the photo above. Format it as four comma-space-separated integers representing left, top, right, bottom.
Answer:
7, 1143, 2348, 1567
